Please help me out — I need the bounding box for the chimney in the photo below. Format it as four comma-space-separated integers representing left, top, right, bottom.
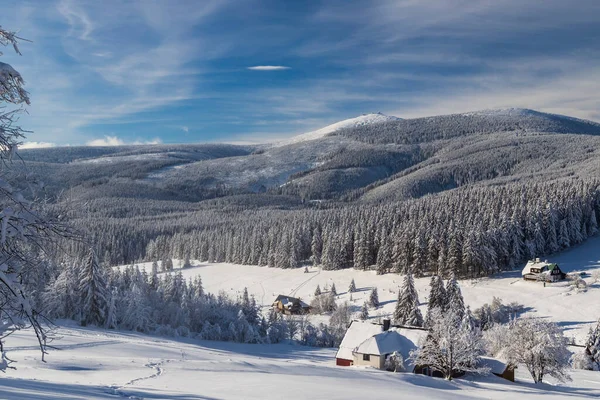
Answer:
383, 319, 391, 331
535, 257, 541, 263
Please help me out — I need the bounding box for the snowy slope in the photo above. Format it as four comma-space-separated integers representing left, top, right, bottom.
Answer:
4, 323, 599, 399
120, 235, 600, 345
4, 236, 599, 398
275, 113, 401, 146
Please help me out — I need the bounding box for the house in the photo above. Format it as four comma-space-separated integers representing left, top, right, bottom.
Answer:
479, 357, 515, 382
272, 295, 310, 315
335, 320, 383, 366
336, 320, 515, 382
522, 258, 566, 282
335, 319, 428, 369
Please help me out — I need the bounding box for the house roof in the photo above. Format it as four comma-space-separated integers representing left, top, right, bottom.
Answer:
352, 326, 428, 371
522, 260, 553, 275
273, 295, 309, 308
335, 320, 382, 361
479, 356, 509, 375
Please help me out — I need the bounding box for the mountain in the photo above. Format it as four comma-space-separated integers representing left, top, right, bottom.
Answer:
17, 108, 600, 271
275, 112, 401, 146
18, 108, 600, 203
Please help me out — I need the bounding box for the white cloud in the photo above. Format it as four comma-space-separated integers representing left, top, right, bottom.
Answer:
86, 136, 163, 146
87, 136, 125, 146
19, 141, 57, 149
247, 66, 291, 71
181, 126, 189, 133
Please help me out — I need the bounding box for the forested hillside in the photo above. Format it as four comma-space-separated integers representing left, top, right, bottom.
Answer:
21, 109, 600, 279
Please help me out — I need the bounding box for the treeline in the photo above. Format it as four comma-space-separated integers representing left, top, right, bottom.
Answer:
59, 178, 600, 279
41, 255, 349, 347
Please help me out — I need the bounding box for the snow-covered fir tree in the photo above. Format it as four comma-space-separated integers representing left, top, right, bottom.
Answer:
314, 284, 321, 296
330, 282, 337, 296
425, 275, 446, 327
348, 278, 356, 293
368, 287, 379, 308
359, 301, 369, 320
584, 319, 600, 371
79, 250, 108, 327
445, 275, 465, 321
393, 274, 423, 327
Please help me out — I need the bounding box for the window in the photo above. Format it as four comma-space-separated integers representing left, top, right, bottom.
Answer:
363, 354, 370, 361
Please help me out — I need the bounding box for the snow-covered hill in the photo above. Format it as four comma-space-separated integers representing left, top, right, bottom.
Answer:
5, 322, 599, 399
275, 112, 402, 146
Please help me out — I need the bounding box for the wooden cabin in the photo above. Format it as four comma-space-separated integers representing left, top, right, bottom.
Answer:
272, 295, 310, 315
522, 258, 566, 282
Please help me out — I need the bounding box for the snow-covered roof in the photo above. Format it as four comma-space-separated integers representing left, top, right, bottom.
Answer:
354, 331, 413, 356
479, 356, 508, 375
335, 321, 382, 361
273, 295, 309, 308
351, 326, 428, 370
522, 259, 552, 275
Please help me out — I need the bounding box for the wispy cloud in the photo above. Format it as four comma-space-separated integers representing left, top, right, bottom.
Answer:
87, 135, 162, 146
247, 66, 290, 71
3, 0, 598, 147
87, 136, 125, 146
19, 141, 57, 149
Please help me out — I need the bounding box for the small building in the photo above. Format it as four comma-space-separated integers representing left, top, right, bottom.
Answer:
272, 295, 310, 315
479, 357, 515, 382
336, 320, 515, 382
335, 319, 428, 369
522, 258, 566, 282
335, 320, 383, 366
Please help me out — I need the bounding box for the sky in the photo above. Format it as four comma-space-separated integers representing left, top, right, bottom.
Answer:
2, 0, 600, 147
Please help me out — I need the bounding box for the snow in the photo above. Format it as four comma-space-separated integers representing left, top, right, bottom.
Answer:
12, 236, 589, 398
521, 259, 553, 276
119, 234, 600, 345
275, 113, 401, 147
335, 320, 382, 360
3, 322, 600, 399
479, 356, 508, 375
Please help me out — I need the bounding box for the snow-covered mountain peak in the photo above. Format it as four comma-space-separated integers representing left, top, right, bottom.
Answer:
276, 113, 401, 147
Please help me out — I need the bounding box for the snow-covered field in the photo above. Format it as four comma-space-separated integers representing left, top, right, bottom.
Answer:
4, 235, 600, 399
122, 235, 600, 344
4, 323, 600, 399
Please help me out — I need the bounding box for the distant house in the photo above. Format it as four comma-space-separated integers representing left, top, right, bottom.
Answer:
272, 295, 310, 315
335, 319, 428, 370
522, 258, 566, 282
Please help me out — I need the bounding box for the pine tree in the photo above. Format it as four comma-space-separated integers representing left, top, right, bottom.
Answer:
445, 275, 465, 321
348, 278, 356, 293
585, 319, 600, 371
314, 284, 321, 296
79, 250, 108, 327
393, 274, 423, 327
425, 275, 446, 327
310, 227, 323, 266
368, 288, 379, 308
376, 241, 392, 275
330, 282, 337, 296
359, 301, 369, 321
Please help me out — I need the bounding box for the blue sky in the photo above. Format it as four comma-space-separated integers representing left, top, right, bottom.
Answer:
3, 0, 600, 147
